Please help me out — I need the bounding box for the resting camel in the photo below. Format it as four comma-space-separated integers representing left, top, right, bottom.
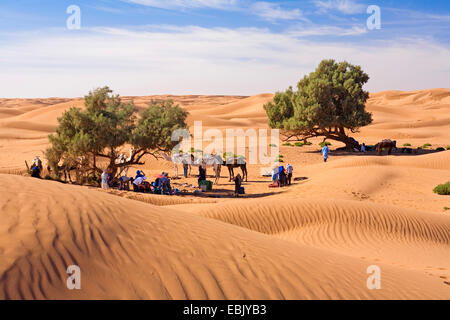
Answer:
224, 157, 248, 182
375, 139, 397, 155
115, 147, 135, 177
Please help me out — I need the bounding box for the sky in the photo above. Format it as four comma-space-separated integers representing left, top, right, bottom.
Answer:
0, 0, 449, 98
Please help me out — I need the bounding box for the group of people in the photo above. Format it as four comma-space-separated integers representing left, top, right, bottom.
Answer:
271, 163, 293, 187
101, 169, 174, 195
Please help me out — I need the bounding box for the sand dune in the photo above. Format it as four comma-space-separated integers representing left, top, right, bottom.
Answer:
1, 89, 450, 300
1, 175, 449, 300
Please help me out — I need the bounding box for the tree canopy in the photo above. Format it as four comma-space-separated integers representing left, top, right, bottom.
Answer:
264, 59, 373, 148
46, 86, 189, 182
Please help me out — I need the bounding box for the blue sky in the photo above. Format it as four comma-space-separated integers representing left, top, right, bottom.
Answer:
0, 0, 449, 97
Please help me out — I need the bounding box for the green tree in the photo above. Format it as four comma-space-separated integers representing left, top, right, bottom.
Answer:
46, 87, 189, 182
264, 59, 373, 148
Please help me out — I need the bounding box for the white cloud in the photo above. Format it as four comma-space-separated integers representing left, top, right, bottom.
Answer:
123, 0, 238, 10
124, 0, 305, 22
288, 25, 367, 36
0, 26, 449, 98
251, 2, 306, 21
314, 0, 366, 14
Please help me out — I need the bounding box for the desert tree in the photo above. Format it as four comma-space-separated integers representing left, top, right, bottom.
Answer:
46, 86, 189, 182
264, 59, 373, 149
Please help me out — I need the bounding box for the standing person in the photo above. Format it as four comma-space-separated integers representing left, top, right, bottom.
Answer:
322, 144, 329, 163
271, 167, 278, 186
286, 163, 293, 185
361, 143, 366, 153
101, 169, 109, 189
278, 165, 286, 187
234, 173, 242, 197
107, 168, 113, 187
182, 158, 189, 178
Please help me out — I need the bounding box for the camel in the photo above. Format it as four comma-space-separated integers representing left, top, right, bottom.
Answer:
375, 139, 397, 155
224, 157, 248, 182
115, 147, 135, 176
192, 154, 222, 185
161, 152, 193, 178
47, 156, 88, 183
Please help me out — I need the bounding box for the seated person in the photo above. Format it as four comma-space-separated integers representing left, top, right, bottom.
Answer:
133, 176, 147, 192
198, 165, 206, 187
160, 173, 172, 195
31, 165, 41, 179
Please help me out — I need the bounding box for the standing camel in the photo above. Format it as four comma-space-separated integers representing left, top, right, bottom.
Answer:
161, 152, 193, 178
224, 156, 248, 182
375, 140, 397, 155
192, 154, 222, 185
47, 156, 88, 183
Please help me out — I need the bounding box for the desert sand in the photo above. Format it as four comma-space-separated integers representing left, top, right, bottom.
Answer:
0, 89, 449, 299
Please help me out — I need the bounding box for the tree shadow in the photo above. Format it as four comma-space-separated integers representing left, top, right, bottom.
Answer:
303, 148, 445, 157
191, 188, 287, 199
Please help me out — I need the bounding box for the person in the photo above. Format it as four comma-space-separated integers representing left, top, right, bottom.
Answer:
135, 170, 144, 179
278, 165, 286, 187
322, 144, 329, 163
31, 165, 41, 179
118, 175, 131, 191
160, 172, 172, 195
182, 158, 189, 178
101, 169, 109, 189
198, 164, 206, 187
271, 167, 278, 186
31, 156, 43, 171
361, 143, 366, 153
133, 175, 146, 192
286, 163, 293, 185
107, 168, 113, 187
234, 173, 242, 197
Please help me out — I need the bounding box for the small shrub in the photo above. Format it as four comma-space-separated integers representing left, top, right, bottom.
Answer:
446, 146, 450, 150
269, 144, 277, 147
444, 207, 450, 211
283, 142, 293, 147
305, 141, 312, 146
319, 141, 332, 148
433, 182, 450, 195
295, 142, 304, 147
422, 143, 432, 149
403, 143, 411, 147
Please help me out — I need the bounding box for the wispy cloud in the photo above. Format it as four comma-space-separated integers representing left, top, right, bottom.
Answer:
314, 0, 366, 14
288, 25, 367, 37
122, 0, 238, 10
123, 0, 306, 22
250, 2, 306, 22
